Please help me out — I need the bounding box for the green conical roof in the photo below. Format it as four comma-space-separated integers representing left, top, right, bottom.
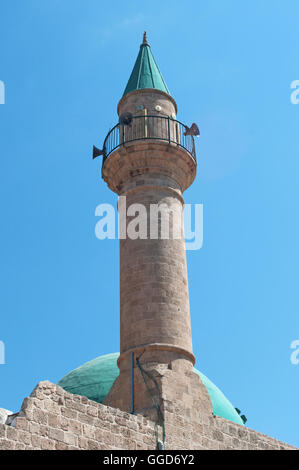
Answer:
123, 33, 170, 97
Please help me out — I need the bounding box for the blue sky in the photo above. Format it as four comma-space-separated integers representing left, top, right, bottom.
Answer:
0, 0, 298, 447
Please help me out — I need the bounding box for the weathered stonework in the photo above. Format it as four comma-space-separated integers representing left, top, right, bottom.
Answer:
117, 89, 177, 118
2, 41, 295, 452
0, 381, 296, 450
102, 86, 198, 417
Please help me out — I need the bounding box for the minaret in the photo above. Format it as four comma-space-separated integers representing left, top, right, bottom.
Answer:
100, 33, 212, 435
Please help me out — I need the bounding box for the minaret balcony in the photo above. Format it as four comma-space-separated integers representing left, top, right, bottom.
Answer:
101, 115, 197, 167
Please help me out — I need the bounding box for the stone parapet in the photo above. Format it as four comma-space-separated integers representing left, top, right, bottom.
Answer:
0, 381, 296, 450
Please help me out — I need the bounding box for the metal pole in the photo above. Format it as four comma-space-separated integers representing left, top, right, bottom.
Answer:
130, 352, 134, 414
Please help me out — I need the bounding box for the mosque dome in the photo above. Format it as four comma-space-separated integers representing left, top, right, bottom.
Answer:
57, 353, 244, 426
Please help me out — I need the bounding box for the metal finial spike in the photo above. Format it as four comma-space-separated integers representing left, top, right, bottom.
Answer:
142, 31, 149, 45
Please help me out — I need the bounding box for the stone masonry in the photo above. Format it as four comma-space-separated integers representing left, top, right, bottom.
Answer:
102, 88, 200, 420
1, 38, 296, 451
100, 70, 297, 446
0, 381, 296, 450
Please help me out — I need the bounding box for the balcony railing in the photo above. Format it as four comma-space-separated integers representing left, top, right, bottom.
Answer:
102, 115, 197, 166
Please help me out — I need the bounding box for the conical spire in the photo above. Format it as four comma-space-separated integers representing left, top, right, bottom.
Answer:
122, 32, 170, 97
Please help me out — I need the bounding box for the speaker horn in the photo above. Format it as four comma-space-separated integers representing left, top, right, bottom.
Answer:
183, 123, 200, 137
119, 112, 133, 126
92, 145, 104, 159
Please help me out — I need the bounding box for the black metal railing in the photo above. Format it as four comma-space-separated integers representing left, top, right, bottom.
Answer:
102, 115, 197, 165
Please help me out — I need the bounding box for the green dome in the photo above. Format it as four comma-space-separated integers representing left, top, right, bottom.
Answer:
57, 353, 244, 426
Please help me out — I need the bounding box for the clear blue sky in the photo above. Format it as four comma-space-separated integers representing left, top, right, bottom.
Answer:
0, 0, 298, 447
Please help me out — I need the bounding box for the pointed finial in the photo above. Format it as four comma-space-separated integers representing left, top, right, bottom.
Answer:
142, 31, 149, 46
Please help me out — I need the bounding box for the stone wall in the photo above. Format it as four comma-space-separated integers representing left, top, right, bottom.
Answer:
102, 140, 197, 415
0, 381, 296, 450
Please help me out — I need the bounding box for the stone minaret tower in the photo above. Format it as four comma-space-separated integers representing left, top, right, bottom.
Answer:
100, 33, 212, 438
